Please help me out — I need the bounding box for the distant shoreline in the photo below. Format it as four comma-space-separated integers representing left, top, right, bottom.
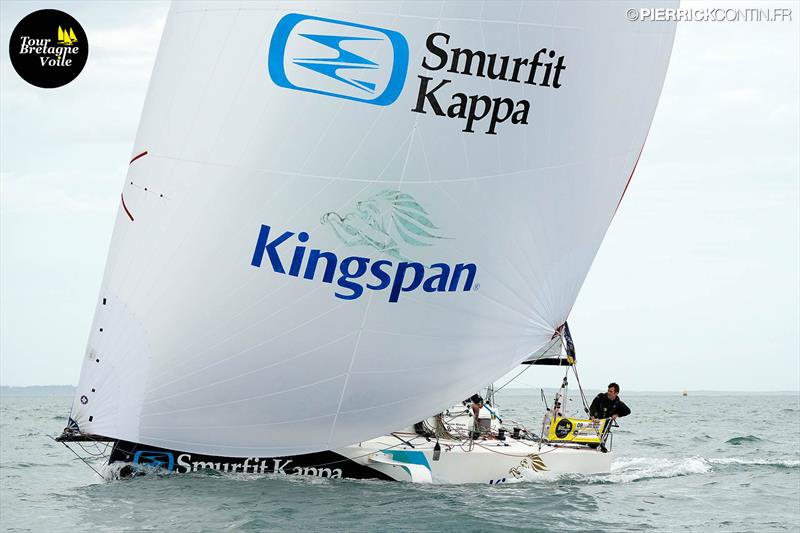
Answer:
1, 385, 798, 397
1, 385, 76, 397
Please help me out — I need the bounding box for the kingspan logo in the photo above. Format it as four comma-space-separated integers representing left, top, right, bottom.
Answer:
250, 225, 477, 303
268, 13, 409, 106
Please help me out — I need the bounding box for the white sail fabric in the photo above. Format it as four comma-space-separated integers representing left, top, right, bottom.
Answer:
523, 336, 564, 364
69, 1, 676, 457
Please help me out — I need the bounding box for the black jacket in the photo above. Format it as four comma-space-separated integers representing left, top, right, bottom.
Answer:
589, 392, 631, 419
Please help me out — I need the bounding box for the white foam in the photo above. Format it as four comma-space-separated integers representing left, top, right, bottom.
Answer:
101, 460, 133, 481
708, 457, 800, 468
602, 456, 712, 483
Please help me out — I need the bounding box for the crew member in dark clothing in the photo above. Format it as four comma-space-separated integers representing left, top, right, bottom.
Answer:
589, 382, 631, 420
466, 394, 483, 421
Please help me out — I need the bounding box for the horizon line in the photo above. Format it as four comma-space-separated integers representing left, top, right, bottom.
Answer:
2, 384, 799, 394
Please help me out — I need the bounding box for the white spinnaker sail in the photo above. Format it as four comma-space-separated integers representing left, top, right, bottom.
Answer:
69, 1, 676, 457
523, 337, 564, 364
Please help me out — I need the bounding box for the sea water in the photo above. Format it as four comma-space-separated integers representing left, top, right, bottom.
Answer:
1, 391, 798, 532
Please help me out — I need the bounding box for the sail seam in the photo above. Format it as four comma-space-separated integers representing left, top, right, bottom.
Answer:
142, 373, 347, 418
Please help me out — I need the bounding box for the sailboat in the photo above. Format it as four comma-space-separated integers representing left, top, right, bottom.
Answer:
56, 1, 676, 484
327, 324, 618, 483
57, 26, 77, 46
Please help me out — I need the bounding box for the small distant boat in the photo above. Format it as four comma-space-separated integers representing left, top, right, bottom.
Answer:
682, 390, 688, 396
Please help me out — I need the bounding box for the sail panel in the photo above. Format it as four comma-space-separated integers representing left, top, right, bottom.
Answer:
522, 337, 565, 365
69, 0, 676, 456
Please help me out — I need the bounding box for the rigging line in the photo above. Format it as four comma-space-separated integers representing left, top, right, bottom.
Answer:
571, 364, 591, 414
390, 433, 417, 448
284, 440, 412, 471
494, 363, 533, 393
53, 438, 104, 479
75, 440, 111, 458
472, 440, 560, 458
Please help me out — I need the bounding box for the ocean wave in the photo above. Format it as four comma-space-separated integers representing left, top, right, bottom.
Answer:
531, 456, 713, 485
600, 456, 712, 483
101, 460, 155, 481
2, 461, 76, 469
632, 439, 669, 448
725, 435, 762, 445
708, 457, 799, 468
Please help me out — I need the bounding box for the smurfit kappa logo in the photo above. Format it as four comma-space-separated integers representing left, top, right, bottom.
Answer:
132, 450, 175, 471
268, 13, 409, 106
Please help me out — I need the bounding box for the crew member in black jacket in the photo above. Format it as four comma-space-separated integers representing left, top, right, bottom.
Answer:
589, 382, 631, 421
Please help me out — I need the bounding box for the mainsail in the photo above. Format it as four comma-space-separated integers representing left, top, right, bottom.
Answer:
67, 1, 676, 457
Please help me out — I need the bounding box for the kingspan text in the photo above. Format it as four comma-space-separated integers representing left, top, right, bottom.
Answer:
251, 225, 477, 302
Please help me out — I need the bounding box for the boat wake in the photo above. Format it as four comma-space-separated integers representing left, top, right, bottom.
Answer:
602, 456, 712, 483
487, 457, 714, 485
708, 457, 799, 468
560, 455, 800, 484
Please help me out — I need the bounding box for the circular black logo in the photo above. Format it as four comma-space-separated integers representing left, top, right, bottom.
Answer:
555, 419, 573, 438
9, 9, 88, 88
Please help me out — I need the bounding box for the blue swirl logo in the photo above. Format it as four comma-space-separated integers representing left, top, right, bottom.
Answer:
268, 13, 409, 106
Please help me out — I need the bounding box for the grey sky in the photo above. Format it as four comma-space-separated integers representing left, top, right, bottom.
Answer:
1, 1, 798, 391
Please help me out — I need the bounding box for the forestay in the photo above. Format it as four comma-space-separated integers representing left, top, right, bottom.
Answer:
68, 0, 677, 457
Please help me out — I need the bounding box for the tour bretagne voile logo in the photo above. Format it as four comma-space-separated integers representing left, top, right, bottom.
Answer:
9, 9, 88, 88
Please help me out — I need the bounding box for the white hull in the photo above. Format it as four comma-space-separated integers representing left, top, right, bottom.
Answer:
104, 399, 613, 483
336, 436, 612, 484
